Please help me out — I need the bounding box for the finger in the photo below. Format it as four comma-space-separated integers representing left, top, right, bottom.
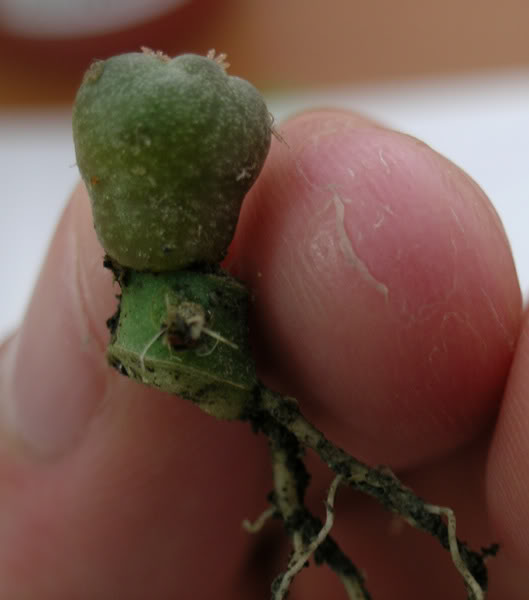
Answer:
0, 191, 113, 457
0, 185, 272, 598
228, 110, 521, 468
487, 308, 529, 572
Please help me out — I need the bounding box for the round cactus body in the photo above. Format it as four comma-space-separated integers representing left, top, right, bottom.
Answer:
73, 50, 271, 271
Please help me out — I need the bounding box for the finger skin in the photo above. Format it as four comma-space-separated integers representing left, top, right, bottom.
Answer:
488, 309, 529, 571
229, 111, 523, 599
228, 110, 521, 468
0, 196, 112, 458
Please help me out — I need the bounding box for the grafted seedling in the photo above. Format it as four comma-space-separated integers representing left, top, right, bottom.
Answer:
73, 49, 495, 599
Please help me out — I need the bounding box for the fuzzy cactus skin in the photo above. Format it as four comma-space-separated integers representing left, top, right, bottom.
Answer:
73, 52, 271, 272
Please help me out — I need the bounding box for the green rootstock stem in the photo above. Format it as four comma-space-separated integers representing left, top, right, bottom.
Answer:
105, 264, 258, 420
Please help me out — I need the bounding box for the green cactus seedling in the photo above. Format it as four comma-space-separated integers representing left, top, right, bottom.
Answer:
73, 49, 271, 272
73, 49, 494, 600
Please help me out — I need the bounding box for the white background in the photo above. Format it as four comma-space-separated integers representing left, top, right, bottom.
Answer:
2, 68, 529, 339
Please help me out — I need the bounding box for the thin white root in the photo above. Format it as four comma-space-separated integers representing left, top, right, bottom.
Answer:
201, 326, 239, 350
272, 457, 304, 553
139, 327, 167, 372
338, 573, 369, 600
242, 506, 277, 533
424, 504, 484, 600
274, 474, 343, 600
195, 338, 219, 357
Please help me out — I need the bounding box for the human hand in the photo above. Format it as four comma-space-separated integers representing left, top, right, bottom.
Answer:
0, 110, 526, 598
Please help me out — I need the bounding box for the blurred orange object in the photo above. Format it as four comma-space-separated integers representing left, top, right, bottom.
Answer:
0, 0, 219, 105
2, 0, 529, 107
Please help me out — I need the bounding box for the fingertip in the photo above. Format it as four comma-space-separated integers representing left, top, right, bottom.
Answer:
487, 312, 529, 569
229, 109, 521, 468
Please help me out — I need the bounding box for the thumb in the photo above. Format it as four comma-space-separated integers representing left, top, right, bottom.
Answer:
0, 184, 115, 458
